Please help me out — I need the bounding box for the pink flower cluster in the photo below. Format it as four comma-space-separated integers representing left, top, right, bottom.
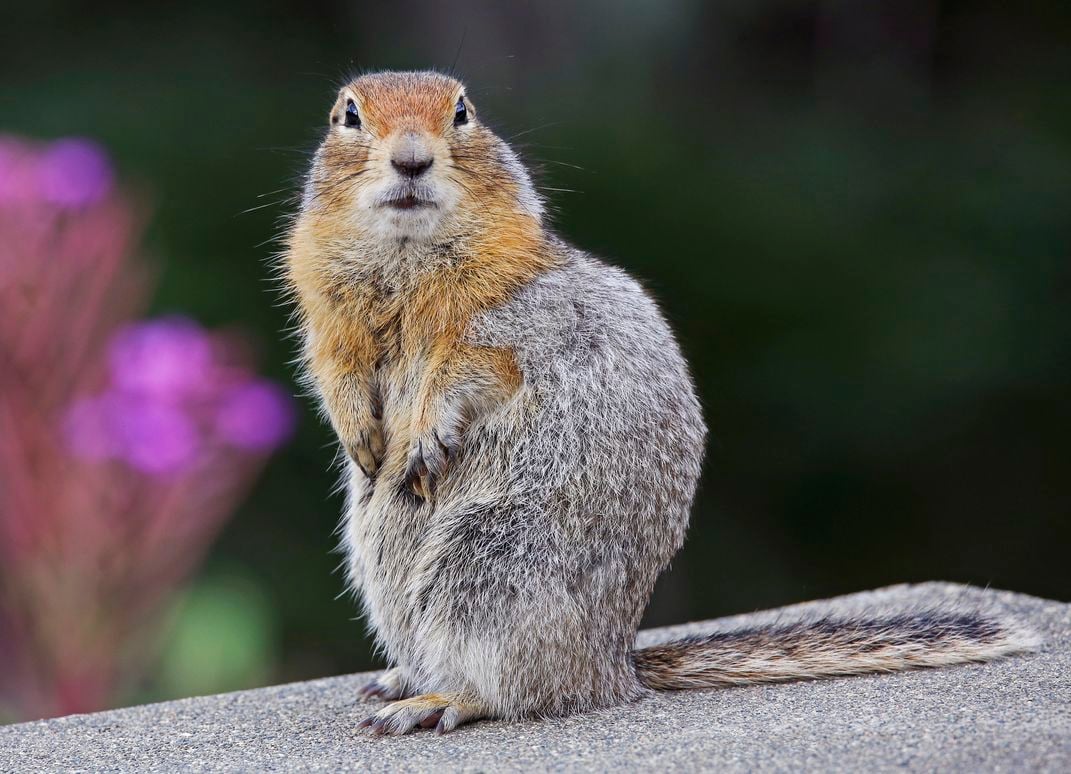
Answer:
65, 317, 294, 474
0, 136, 294, 721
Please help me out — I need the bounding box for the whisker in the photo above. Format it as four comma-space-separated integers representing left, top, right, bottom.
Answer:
508, 122, 565, 141
238, 200, 283, 216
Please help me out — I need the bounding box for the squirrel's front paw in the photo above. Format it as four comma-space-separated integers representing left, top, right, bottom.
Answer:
403, 429, 458, 501
344, 422, 386, 480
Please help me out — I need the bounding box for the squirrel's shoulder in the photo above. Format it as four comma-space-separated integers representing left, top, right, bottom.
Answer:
470, 236, 674, 354
513, 236, 655, 309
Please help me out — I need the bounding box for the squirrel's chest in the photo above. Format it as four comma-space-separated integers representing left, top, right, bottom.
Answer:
357, 281, 455, 366
366, 300, 407, 368
360, 295, 437, 407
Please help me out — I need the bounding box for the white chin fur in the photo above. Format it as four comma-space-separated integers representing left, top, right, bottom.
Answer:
355, 180, 460, 242
373, 207, 444, 240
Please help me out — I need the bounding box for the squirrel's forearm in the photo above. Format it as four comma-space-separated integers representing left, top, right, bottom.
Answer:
302, 308, 385, 474
412, 343, 522, 433
307, 318, 378, 407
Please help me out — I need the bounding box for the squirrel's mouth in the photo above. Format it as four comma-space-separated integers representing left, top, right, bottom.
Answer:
382, 194, 436, 211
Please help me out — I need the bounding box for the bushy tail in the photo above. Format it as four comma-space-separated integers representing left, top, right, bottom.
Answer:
633, 612, 1039, 690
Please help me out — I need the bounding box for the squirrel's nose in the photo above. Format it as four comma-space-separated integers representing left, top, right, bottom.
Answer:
391, 156, 434, 178
390, 132, 434, 178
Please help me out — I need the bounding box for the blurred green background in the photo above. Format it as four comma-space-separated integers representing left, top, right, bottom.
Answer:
3, 0, 1068, 704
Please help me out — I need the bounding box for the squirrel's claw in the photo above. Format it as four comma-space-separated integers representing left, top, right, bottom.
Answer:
357, 680, 386, 699
358, 668, 408, 701
403, 430, 456, 501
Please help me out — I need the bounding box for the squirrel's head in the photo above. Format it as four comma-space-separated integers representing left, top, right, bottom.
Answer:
304, 71, 543, 243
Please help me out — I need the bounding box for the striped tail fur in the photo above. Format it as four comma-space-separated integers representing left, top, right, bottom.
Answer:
633, 612, 1039, 690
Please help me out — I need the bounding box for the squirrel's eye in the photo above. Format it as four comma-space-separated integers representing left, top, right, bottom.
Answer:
454, 97, 468, 126
344, 100, 361, 128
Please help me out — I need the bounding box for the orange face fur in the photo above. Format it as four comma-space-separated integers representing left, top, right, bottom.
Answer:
303, 71, 542, 244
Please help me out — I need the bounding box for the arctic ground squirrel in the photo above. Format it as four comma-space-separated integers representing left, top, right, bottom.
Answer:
284, 70, 1037, 735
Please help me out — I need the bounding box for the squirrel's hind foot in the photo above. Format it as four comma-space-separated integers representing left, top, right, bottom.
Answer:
357, 667, 410, 701
357, 692, 486, 735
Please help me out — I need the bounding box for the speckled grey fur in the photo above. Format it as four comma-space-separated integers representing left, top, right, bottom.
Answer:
342, 240, 706, 720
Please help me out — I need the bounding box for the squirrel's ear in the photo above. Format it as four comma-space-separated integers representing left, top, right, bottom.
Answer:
329, 90, 357, 127
328, 93, 344, 126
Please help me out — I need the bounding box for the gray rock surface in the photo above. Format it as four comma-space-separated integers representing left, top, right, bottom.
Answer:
2, 582, 1068, 773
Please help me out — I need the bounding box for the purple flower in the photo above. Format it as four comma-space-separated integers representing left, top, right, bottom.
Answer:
36, 138, 113, 208
109, 317, 217, 401
114, 397, 200, 474
63, 392, 201, 474
63, 316, 295, 475
214, 380, 297, 452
